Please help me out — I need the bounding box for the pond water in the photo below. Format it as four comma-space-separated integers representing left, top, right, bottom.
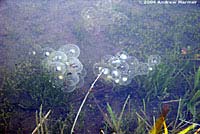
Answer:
0, 0, 200, 134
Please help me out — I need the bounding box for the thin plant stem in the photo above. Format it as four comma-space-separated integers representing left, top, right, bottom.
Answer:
135, 112, 151, 128
179, 119, 200, 126
173, 98, 181, 129
140, 109, 151, 126
39, 105, 44, 134
118, 94, 130, 128
92, 94, 114, 128
60, 123, 65, 134
35, 110, 40, 134
70, 70, 103, 134
142, 99, 146, 113
32, 110, 51, 134
44, 119, 49, 134
153, 116, 155, 130
162, 99, 181, 104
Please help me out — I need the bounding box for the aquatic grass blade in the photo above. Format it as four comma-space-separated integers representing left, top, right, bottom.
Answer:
177, 124, 196, 134
118, 95, 130, 129
194, 67, 200, 89
163, 120, 168, 134
106, 103, 118, 130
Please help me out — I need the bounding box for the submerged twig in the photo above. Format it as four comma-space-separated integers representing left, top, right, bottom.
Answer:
70, 70, 103, 134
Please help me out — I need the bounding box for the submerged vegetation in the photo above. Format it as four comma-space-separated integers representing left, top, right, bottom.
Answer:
0, 0, 200, 134
1, 45, 199, 133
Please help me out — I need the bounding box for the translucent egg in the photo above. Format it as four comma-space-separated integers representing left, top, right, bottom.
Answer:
63, 72, 80, 87
110, 69, 121, 81
28, 44, 42, 57
48, 51, 68, 63
93, 62, 113, 81
103, 67, 110, 75
77, 68, 87, 78
100, 72, 113, 84
96, 0, 113, 11
102, 55, 114, 63
58, 44, 80, 58
105, 74, 113, 82
116, 62, 129, 74
127, 68, 137, 78
116, 51, 129, 61
61, 85, 76, 93
41, 47, 55, 59
52, 74, 65, 88
81, 7, 98, 21
108, 56, 122, 68
76, 76, 85, 88
135, 63, 149, 76
111, 69, 124, 84
119, 73, 132, 86
148, 55, 161, 66
97, 13, 111, 25
101, 65, 114, 81
41, 59, 53, 70
84, 21, 101, 33
112, 12, 129, 26
127, 56, 139, 69
112, 0, 122, 4
113, 78, 120, 84
48, 61, 66, 75
147, 64, 154, 72
126, 56, 139, 77
93, 62, 105, 75
66, 57, 83, 73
